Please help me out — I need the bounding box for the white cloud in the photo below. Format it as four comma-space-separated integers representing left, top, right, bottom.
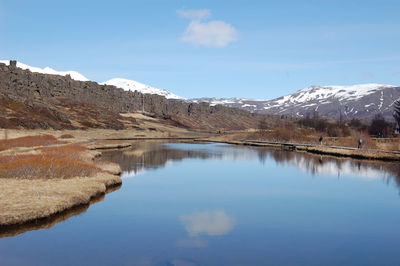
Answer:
180, 211, 235, 236
177, 9, 211, 20
178, 9, 238, 47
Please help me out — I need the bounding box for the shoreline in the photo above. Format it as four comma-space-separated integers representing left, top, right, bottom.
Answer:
0, 183, 121, 238
197, 139, 400, 162
1, 134, 398, 233
0, 142, 125, 229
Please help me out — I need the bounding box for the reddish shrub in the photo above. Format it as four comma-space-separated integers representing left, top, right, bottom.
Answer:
0, 155, 98, 179
0, 135, 63, 151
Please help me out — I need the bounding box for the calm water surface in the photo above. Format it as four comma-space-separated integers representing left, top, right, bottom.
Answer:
1, 142, 400, 266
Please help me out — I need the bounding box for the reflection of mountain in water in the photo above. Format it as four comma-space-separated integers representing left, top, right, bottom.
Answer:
104, 142, 400, 187
101, 142, 219, 177
256, 147, 400, 183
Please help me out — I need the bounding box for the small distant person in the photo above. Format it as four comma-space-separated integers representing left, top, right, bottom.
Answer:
319, 136, 323, 145
357, 139, 363, 149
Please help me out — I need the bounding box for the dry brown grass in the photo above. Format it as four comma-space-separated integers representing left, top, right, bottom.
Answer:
374, 138, 400, 151
307, 146, 400, 161
322, 136, 377, 149
0, 173, 121, 226
0, 137, 122, 227
244, 127, 394, 151
0, 135, 62, 151
0, 155, 99, 179
248, 127, 318, 144
0, 144, 100, 179
40, 144, 87, 159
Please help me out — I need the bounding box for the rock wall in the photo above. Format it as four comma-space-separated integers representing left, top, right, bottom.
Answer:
0, 63, 261, 130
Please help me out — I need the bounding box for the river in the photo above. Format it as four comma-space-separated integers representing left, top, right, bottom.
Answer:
1, 142, 400, 266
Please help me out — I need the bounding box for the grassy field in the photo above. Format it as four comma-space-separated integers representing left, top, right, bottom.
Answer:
0, 134, 122, 227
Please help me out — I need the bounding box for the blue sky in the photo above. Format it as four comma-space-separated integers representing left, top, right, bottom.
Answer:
0, 0, 399, 99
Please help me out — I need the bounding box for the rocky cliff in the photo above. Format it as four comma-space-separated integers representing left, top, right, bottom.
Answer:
0, 63, 261, 130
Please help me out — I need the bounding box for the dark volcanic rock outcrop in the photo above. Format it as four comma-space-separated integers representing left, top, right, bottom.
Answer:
0, 63, 261, 130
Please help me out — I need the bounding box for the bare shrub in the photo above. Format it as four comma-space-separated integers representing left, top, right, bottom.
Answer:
0, 156, 99, 179
0, 135, 63, 151
59, 134, 74, 139
40, 144, 87, 160
393, 100, 400, 131
0, 144, 100, 179
368, 114, 391, 138
269, 127, 294, 142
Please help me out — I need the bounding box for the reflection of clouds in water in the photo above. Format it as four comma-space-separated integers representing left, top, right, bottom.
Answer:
178, 211, 235, 249
180, 211, 235, 237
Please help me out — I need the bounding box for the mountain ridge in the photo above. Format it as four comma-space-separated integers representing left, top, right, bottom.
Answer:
3, 60, 399, 120
191, 84, 400, 120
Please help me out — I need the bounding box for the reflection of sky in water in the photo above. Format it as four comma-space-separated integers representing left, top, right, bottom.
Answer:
178, 210, 235, 249
2, 142, 400, 266
180, 210, 235, 237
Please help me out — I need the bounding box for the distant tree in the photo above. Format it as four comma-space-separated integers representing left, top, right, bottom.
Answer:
338, 109, 343, 126
326, 124, 339, 137
314, 119, 328, 132
348, 118, 366, 131
349, 118, 362, 128
368, 114, 390, 138
298, 112, 328, 133
393, 100, 400, 133
258, 117, 268, 131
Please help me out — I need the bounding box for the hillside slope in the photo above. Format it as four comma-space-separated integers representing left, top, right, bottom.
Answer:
0, 62, 262, 131
192, 84, 400, 120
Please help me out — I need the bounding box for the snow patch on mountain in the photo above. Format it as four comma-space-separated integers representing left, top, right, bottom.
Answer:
191, 83, 399, 120
191, 97, 263, 106
0, 60, 89, 81
262, 84, 396, 114
101, 78, 183, 100
269, 83, 395, 108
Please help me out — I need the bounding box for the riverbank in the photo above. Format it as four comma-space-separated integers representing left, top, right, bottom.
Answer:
0, 138, 124, 227
1, 128, 398, 229
0, 125, 211, 228
198, 138, 400, 161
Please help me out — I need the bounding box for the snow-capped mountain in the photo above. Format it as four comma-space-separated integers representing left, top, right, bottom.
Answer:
101, 78, 182, 100
0, 60, 89, 81
2, 60, 398, 120
192, 84, 400, 120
